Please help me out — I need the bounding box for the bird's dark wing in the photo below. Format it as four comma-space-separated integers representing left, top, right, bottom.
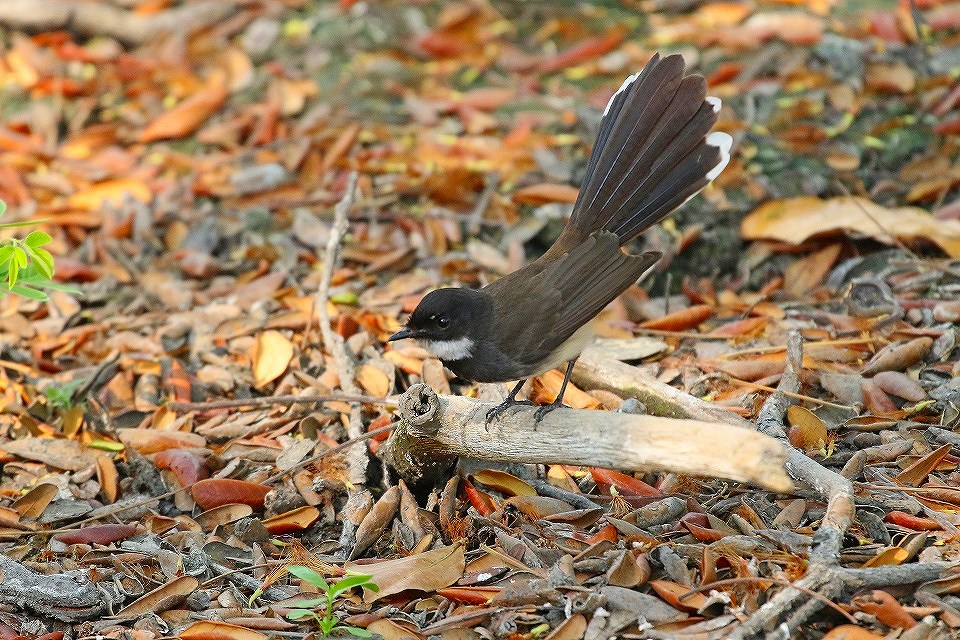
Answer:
483, 231, 657, 368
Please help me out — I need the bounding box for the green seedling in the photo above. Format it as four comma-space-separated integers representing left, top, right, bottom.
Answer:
0, 199, 77, 301
285, 565, 378, 638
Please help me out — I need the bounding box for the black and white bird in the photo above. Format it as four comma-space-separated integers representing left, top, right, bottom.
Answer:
388, 53, 733, 421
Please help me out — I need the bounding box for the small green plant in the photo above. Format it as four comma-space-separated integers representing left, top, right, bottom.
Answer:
285, 565, 378, 638
0, 199, 74, 301
43, 378, 85, 410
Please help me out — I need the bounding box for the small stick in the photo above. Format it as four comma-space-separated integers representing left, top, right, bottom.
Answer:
167, 393, 395, 412
725, 377, 854, 411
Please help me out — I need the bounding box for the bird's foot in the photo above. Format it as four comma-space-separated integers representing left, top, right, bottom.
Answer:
485, 398, 532, 423
533, 401, 566, 425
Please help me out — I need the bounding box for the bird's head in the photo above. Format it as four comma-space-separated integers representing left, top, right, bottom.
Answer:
387, 287, 488, 362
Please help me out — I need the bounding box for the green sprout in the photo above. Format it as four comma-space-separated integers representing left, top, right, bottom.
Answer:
0, 199, 76, 301
285, 566, 378, 638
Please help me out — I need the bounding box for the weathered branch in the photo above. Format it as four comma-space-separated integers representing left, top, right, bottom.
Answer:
574, 348, 756, 427
0, 555, 109, 622
731, 331, 860, 640
0, 0, 244, 45
384, 384, 793, 492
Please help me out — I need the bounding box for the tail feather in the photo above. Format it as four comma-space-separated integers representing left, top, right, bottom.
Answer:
568, 53, 731, 246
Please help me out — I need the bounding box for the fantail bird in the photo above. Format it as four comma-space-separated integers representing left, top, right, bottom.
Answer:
388, 53, 732, 421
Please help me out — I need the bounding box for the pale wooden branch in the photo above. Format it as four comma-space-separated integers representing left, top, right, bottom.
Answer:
384, 384, 793, 492
574, 348, 755, 427
0, 0, 244, 45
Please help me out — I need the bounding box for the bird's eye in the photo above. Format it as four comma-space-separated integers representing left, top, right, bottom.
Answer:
436, 316, 450, 329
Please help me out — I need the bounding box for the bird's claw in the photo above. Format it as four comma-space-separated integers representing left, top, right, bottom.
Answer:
485, 398, 532, 423
533, 402, 564, 424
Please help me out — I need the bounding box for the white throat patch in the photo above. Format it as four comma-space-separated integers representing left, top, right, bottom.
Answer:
419, 336, 474, 361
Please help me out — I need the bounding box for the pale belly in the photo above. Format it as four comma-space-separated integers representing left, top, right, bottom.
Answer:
528, 322, 594, 376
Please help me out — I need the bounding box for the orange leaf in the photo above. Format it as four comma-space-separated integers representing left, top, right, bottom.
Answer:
140, 74, 229, 142
512, 183, 580, 205
893, 443, 952, 487
640, 304, 714, 331
253, 330, 294, 389
262, 506, 320, 534
68, 178, 152, 211
884, 510, 940, 531
589, 468, 661, 497
436, 586, 499, 605
191, 478, 271, 510
539, 29, 625, 73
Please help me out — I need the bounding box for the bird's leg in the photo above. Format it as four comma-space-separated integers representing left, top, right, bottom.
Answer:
485, 379, 531, 422
534, 358, 577, 423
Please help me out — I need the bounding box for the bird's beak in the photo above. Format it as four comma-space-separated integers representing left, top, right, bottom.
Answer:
388, 327, 414, 342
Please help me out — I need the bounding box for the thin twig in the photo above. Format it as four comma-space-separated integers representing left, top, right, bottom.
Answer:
167, 393, 395, 412
725, 377, 854, 411
679, 577, 858, 624
315, 171, 367, 488
264, 423, 396, 485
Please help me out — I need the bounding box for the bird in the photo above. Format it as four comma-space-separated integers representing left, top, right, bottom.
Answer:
388, 53, 732, 422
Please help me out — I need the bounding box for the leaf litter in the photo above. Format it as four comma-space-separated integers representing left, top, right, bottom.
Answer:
1, 0, 960, 638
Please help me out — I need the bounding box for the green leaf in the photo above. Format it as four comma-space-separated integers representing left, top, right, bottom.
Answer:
13, 247, 26, 269
287, 565, 330, 590
330, 291, 360, 305
0, 245, 14, 265
8, 284, 46, 301
0, 218, 48, 229
342, 626, 373, 638
286, 597, 328, 609
18, 278, 80, 294
329, 574, 377, 597
22, 247, 53, 281
0, 200, 6, 217
86, 439, 125, 452
286, 609, 318, 621
24, 231, 51, 248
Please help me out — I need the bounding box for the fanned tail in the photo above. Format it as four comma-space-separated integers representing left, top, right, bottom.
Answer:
568, 53, 732, 245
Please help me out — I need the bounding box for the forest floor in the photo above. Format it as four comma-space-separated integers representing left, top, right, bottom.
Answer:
2, 0, 960, 638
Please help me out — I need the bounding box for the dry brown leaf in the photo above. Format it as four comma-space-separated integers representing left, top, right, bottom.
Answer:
786, 406, 828, 452
140, 72, 229, 142
346, 543, 465, 602
2, 437, 99, 471
262, 506, 320, 534
115, 575, 199, 618
117, 429, 206, 454
543, 614, 587, 640
68, 178, 152, 211
512, 183, 580, 205
11, 483, 57, 519
253, 330, 294, 388
179, 621, 267, 640
821, 625, 886, 640
472, 469, 536, 497
355, 364, 390, 398
742, 196, 960, 257
194, 503, 253, 532
893, 443, 952, 487
784, 243, 841, 297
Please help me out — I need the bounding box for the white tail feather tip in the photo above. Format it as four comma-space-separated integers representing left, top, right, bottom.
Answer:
603, 70, 643, 116
705, 96, 722, 113
705, 131, 733, 182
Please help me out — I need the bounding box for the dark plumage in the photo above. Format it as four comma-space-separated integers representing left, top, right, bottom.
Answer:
388, 53, 732, 419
